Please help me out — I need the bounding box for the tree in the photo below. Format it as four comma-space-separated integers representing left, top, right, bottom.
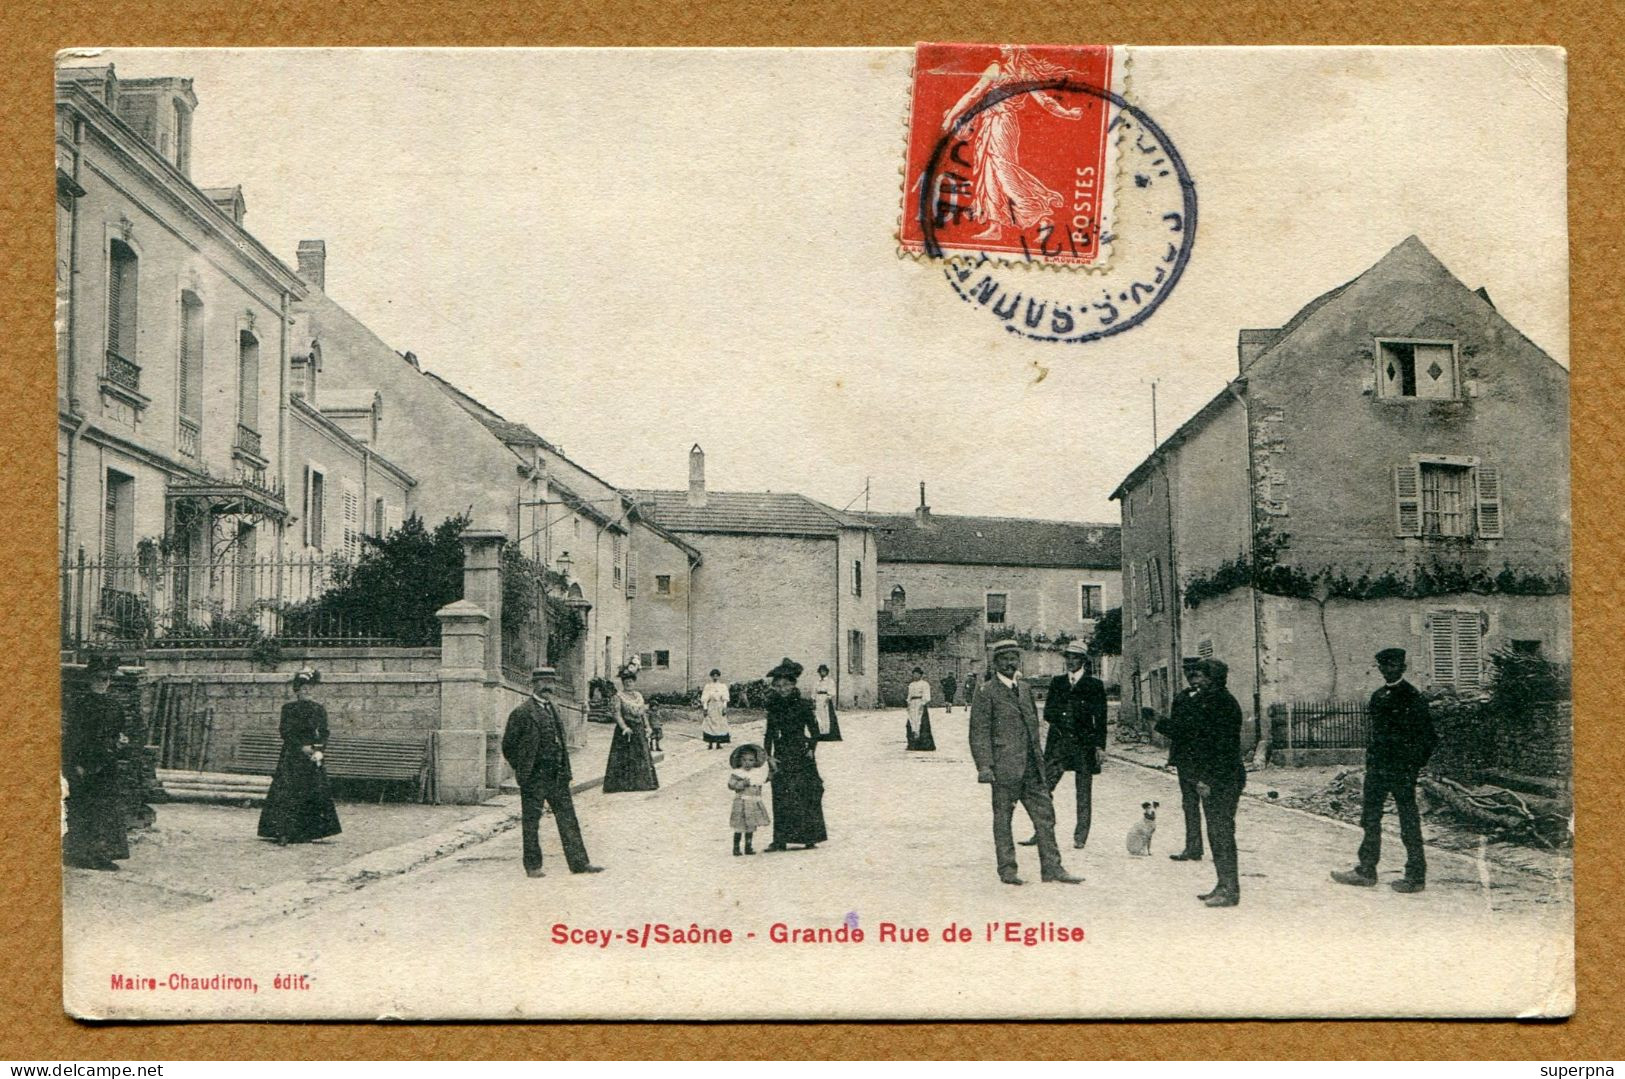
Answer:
280, 512, 469, 645
1089, 607, 1122, 656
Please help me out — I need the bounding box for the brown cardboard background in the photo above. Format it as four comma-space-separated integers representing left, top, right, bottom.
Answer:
0, 1, 1617, 1060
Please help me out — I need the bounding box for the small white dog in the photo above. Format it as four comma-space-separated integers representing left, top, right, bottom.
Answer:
1125, 801, 1160, 856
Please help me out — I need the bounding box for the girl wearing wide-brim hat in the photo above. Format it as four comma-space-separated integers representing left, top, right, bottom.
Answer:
726, 743, 773, 855
257, 668, 342, 845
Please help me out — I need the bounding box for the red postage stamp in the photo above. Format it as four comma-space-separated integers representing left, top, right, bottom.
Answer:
900, 43, 1121, 267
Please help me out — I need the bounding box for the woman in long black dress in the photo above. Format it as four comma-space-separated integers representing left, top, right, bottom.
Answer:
762, 658, 827, 851
602, 667, 660, 793
257, 668, 342, 844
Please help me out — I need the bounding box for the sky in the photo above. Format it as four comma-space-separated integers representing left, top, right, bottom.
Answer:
73, 47, 1568, 521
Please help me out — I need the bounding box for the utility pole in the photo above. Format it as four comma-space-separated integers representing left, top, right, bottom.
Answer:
1150, 378, 1160, 447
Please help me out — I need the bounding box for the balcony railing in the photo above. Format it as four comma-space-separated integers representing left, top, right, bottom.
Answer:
178, 416, 200, 458
104, 350, 141, 393
235, 423, 262, 458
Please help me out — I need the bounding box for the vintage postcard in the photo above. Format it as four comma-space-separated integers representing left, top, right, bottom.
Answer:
54, 45, 1572, 1020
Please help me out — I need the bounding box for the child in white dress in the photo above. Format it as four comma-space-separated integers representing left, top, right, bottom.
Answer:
728, 743, 773, 856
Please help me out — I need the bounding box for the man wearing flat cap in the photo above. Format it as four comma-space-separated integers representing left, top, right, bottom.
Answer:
1333, 648, 1438, 893
1155, 657, 1207, 862
502, 666, 603, 878
62, 654, 131, 871
1020, 640, 1108, 850
969, 638, 1083, 885
1187, 658, 1246, 907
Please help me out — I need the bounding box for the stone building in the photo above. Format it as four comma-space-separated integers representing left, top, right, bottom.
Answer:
861, 488, 1121, 683
629, 446, 880, 706
875, 597, 983, 708
55, 64, 323, 640
1110, 236, 1571, 734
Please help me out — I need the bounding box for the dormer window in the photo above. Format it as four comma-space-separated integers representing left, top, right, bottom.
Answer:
1377, 339, 1458, 400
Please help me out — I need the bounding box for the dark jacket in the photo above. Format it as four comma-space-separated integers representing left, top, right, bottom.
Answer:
1042, 671, 1108, 771
502, 697, 572, 787
63, 690, 125, 780
969, 676, 1046, 785
1155, 687, 1201, 771
1366, 679, 1437, 773
1185, 685, 1246, 790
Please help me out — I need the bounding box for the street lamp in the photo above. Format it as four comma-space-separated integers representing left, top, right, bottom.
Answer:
556, 550, 572, 580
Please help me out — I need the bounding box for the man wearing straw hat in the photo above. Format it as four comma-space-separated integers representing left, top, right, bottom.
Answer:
969, 638, 1083, 886
502, 666, 604, 879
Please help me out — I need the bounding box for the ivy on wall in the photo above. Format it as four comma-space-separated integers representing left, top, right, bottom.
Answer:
1182, 527, 1569, 608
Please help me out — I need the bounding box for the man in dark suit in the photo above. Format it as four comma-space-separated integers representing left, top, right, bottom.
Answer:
1188, 659, 1246, 907
1333, 647, 1439, 893
1155, 657, 1206, 861
969, 638, 1083, 886
1020, 640, 1108, 849
62, 654, 131, 871
502, 666, 603, 879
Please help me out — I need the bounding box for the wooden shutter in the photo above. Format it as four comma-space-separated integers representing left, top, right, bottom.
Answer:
1429, 612, 1455, 686
342, 482, 360, 560
1394, 463, 1422, 537
626, 550, 638, 596
302, 465, 312, 547
1475, 465, 1504, 538
178, 298, 198, 418
106, 252, 124, 356
1413, 343, 1456, 399
1456, 611, 1484, 687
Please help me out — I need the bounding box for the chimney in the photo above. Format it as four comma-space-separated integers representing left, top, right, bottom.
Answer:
399, 350, 419, 369
687, 444, 707, 508
914, 481, 933, 528
296, 240, 327, 290
1237, 328, 1277, 374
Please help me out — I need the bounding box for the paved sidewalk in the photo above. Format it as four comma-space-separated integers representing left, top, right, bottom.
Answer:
64, 711, 764, 936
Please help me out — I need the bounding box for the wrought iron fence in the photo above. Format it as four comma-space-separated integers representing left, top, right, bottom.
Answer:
1271, 699, 1372, 749
60, 547, 401, 650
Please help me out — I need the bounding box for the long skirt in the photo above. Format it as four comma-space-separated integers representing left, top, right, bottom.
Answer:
602, 724, 660, 792
257, 747, 342, 843
702, 701, 731, 745
815, 696, 843, 742
63, 770, 130, 865
770, 758, 827, 846
907, 704, 937, 752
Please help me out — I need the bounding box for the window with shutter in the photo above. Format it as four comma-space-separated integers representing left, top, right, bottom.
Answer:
1420, 463, 1470, 536
373, 497, 385, 537
308, 470, 325, 549
342, 483, 360, 560
237, 331, 260, 434
626, 550, 638, 596
178, 292, 203, 421
1475, 465, 1504, 537
1394, 463, 1422, 536
107, 241, 139, 364
1429, 609, 1485, 688
1378, 340, 1458, 400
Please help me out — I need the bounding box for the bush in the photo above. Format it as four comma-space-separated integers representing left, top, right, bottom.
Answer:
729, 679, 772, 709
645, 689, 701, 708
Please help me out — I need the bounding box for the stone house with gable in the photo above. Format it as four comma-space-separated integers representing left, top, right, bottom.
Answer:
862, 488, 1122, 684
1111, 236, 1571, 736
629, 446, 879, 706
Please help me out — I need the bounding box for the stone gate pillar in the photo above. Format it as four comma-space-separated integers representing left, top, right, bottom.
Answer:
459, 529, 507, 679
435, 599, 494, 804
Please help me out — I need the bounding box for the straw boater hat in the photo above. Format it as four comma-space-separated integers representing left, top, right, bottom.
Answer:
291, 667, 321, 688
729, 742, 768, 769
531, 665, 558, 681
988, 638, 1022, 656
1061, 640, 1090, 656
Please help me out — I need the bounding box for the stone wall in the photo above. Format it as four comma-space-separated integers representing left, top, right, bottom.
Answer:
138, 647, 440, 774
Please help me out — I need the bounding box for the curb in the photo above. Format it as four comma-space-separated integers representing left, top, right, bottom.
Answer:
140, 721, 764, 935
